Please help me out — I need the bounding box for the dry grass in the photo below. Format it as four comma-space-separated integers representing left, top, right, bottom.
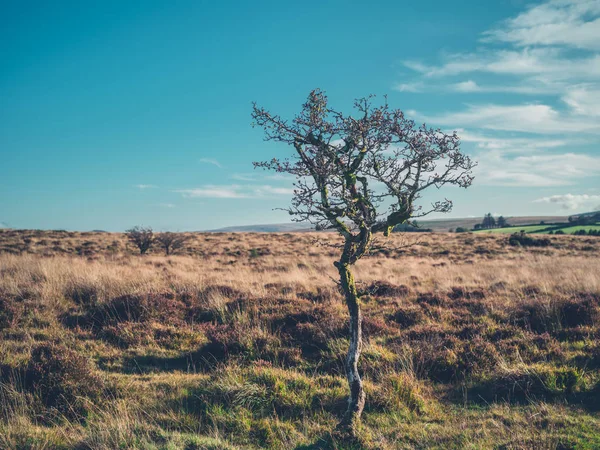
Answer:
0, 229, 599, 449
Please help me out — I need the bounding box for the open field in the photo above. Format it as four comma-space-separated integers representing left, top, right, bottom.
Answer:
474, 225, 553, 235
0, 229, 599, 449
559, 225, 600, 234
211, 216, 571, 233
475, 224, 600, 235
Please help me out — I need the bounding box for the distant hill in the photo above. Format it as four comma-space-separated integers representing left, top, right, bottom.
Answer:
208, 215, 571, 233
0, 222, 10, 229
208, 223, 314, 233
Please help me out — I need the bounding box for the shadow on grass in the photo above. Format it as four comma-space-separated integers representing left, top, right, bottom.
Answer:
450, 373, 600, 414
295, 432, 368, 450
99, 350, 221, 374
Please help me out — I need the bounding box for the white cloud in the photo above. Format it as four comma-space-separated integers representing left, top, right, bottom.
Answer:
230, 173, 257, 181
199, 158, 222, 168
449, 79, 557, 95
157, 203, 176, 208
453, 80, 480, 92
562, 85, 600, 117
400, 1, 600, 108
135, 184, 158, 189
175, 184, 294, 199
474, 151, 600, 187
483, 0, 600, 50
458, 129, 568, 152
230, 172, 295, 182
533, 193, 600, 210
393, 82, 424, 93
405, 49, 600, 84
424, 103, 599, 134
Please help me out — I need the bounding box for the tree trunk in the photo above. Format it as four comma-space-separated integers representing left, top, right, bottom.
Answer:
335, 260, 365, 435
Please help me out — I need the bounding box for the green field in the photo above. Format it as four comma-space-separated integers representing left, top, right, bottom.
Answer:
475, 225, 553, 234
559, 224, 600, 233
475, 223, 600, 235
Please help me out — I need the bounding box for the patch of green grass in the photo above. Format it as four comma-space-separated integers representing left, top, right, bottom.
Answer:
559, 224, 600, 234
475, 223, 600, 235
475, 225, 554, 234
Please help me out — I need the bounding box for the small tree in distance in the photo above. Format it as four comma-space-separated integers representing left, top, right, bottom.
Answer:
480, 213, 497, 229
125, 226, 154, 255
156, 232, 190, 255
252, 89, 475, 435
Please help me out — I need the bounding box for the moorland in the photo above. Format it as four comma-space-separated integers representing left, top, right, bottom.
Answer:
0, 229, 599, 449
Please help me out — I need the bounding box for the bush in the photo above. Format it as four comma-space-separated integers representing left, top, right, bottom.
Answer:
390, 304, 425, 327
0, 297, 22, 330
366, 281, 410, 297
85, 293, 187, 329
508, 232, 551, 247
511, 295, 599, 334
469, 365, 585, 403
24, 343, 108, 421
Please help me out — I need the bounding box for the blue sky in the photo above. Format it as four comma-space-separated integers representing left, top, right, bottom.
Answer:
1, 0, 599, 231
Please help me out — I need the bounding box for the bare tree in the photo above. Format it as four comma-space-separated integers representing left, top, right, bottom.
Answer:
155, 232, 190, 255
252, 89, 475, 435
125, 226, 154, 255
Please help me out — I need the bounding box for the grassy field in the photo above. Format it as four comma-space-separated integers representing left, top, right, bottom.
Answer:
474, 225, 553, 234
0, 229, 599, 449
475, 224, 600, 235
559, 225, 600, 234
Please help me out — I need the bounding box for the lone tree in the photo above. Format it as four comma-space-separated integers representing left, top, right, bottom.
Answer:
125, 226, 154, 255
155, 232, 190, 255
252, 89, 475, 434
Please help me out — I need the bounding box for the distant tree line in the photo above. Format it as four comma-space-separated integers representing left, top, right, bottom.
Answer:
125, 226, 191, 255
473, 213, 508, 230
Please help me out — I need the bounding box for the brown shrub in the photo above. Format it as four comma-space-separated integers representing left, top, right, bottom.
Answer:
88, 293, 187, 329
24, 343, 108, 421
0, 297, 23, 330
455, 337, 500, 378
390, 304, 426, 328
272, 305, 346, 357
416, 292, 447, 306
367, 281, 410, 298
511, 295, 599, 334
447, 287, 486, 300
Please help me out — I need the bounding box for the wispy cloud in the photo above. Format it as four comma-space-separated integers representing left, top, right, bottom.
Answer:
174, 184, 294, 199
230, 172, 296, 182
135, 184, 158, 190
458, 130, 569, 152
393, 82, 424, 93
230, 173, 257, 181
403, 47, 600, 82
156, 203, 176, 208
199, 158, 222, 168
474, 151, 600, 187
421, 103, 600, 134
562, 85, 600, 117
482, 0, 600, 50
450, 79, 554, 95
533, 193, 600, 210
398, 0, 600, 140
